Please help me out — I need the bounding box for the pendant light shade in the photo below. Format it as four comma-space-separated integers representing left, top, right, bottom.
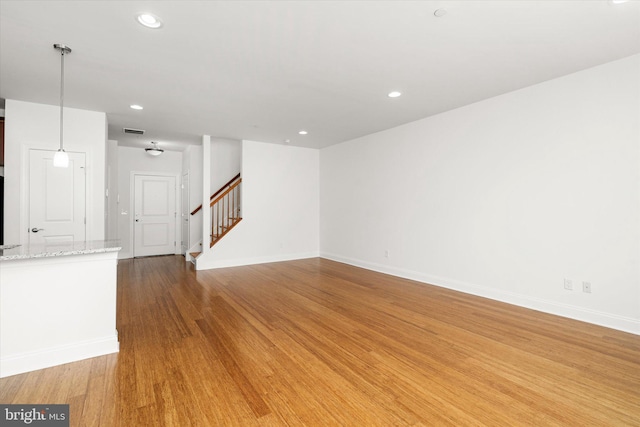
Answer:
53, 149, 69, 167
145, 142, 164, 156
53, 43, 71, 168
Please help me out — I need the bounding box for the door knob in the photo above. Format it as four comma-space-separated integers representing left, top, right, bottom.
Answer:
31, 228, 44, 233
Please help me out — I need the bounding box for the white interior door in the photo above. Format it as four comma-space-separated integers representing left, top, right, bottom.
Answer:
181, 173, 189, 255
133, 174, 176, 257
29, 149, 86, 245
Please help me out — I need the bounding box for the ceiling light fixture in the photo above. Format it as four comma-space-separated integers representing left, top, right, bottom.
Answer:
137, 13, 163, 29
53, 43, 71, 168
388, 91, 402, 98
145, 141, 164, 156
298, 130, 308, 135
434, 9, 447, 17
609, 0, 629, 4
130, 104, 143, 110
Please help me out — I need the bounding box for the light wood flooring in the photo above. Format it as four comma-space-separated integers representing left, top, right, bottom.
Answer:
1, 256, 639, 426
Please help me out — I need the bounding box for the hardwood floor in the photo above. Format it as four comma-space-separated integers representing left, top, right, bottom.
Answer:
1, 256, 639, 426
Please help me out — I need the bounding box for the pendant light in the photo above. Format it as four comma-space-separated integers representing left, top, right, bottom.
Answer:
145, 141, 164, 156
53, 43, 71, 168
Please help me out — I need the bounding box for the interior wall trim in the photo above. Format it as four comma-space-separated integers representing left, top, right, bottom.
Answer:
320, 252, 640, 336
0, 334, 119, 378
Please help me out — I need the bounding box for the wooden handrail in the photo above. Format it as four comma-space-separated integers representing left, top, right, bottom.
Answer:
191, 173, 241, 215
210, 178, 242, 207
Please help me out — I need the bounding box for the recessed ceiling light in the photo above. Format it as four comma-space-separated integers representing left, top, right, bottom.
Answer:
130, 104, 143, 110
388, 91, 402, 98
298, 130, 308, 135
137, 13, 163, 29
434, 9, 447, 17
609, 0, 629, 3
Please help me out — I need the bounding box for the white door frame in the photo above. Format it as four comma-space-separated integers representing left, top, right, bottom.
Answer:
129, 171, 181, 257
181, 172, 190, 255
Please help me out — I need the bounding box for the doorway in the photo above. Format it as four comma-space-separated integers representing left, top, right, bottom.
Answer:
28, 149, 86, 245
133, 174, 177, 257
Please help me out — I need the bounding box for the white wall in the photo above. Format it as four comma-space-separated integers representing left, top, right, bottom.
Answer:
4, 99, 107, 244
197, 140, 319, 269
211, 137, 242, 191
182, 144, 204, 253
320, 54, 640, 334
116, 146, 183, 258
182, 137, 241, 255
105, 140, 118, 241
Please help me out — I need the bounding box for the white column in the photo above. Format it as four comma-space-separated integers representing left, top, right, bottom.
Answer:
201, 135, 211, 250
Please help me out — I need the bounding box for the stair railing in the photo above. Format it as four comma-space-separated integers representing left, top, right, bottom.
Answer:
190, 172, 241, 216
209, 177, 242, 247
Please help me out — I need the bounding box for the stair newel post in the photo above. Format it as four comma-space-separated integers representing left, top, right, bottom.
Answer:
236, 180, 241, 219
232, 186, 236, 224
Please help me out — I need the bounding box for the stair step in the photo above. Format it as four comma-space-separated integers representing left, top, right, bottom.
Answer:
189, 252, 201, 259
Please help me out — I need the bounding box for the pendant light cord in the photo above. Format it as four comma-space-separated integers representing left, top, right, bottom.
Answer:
59, 47, 65, 151
54, 44, 71, 152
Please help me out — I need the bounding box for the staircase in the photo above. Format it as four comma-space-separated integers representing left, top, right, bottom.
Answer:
209, 175, 242, 247
189, 173, 242, 264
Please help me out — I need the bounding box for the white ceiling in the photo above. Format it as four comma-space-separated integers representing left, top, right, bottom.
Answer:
1, 1, 639, 151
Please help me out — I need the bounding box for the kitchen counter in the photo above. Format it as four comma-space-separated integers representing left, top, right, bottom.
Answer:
0, 240, 121, 261
1, 240, 121, 378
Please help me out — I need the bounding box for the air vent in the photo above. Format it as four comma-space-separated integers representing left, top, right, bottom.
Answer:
123, 127, 145, 135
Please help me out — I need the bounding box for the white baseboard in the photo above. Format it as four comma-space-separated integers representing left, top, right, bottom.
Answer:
320, 252, 640, 336
1, 334, 119, 378
196, 251, 320, 270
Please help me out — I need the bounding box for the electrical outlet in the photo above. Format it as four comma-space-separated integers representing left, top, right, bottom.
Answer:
582, 282, 592, 293
564, 279, 573, 290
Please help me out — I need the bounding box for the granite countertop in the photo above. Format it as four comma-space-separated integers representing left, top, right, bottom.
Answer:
0, 240, 122, 261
